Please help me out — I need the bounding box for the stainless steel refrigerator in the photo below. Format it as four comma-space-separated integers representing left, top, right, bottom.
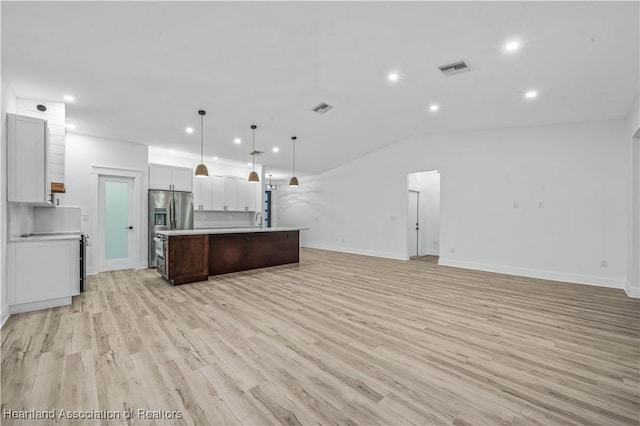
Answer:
148, 189, 194, 267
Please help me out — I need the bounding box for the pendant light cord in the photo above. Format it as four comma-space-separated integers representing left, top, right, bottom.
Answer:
252, 127, 256, 171
200, 114, 204, 162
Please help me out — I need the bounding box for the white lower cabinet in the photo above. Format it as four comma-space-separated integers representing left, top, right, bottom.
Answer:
7, 238, 79, 313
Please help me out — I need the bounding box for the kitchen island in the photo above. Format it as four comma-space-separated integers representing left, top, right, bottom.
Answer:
155, 227, 303, 285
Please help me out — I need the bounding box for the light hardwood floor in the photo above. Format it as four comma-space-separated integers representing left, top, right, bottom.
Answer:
2, 248, 639, 425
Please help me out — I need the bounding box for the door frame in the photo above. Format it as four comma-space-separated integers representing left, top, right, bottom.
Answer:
90, 166, 143, 274
408, 189, 420, 258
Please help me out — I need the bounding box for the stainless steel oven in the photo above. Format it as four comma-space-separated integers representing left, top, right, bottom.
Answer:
154, 235, 167, 276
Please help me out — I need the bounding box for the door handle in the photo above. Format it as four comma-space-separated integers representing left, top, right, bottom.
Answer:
126, 226, 133, 230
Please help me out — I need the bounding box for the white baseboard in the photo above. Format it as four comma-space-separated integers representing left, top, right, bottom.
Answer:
9, 296, 72, 315
0, 304, 10, 329
625, 281, 640, 298
438, 257, 626, 289
302, 243, 408, 261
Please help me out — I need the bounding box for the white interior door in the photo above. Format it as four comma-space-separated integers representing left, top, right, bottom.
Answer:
99, 176, 135, 271
408, 190, 419, 258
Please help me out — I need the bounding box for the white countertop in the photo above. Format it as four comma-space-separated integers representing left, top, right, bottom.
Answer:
156, 227, 305, 236
10, 233, 82, 242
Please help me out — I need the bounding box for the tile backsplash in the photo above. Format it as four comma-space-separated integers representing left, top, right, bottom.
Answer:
194, 210, 258, 228
9, 203, 34, 237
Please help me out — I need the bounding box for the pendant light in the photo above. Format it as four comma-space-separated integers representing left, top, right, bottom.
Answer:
195, 110, 209, 178
289, 136, 299, 187
248, 124, 260, 183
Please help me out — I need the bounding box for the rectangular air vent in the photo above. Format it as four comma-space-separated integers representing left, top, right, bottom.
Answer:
250, 150, 264, 156
312, 103, 333, 114
438, 60, 471, 76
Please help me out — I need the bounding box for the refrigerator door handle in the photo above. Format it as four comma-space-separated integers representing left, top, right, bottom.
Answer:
173, 197, 177, 229
170, 196, 175, 229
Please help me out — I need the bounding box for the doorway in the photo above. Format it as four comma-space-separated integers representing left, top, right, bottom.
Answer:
99, 176, 135, 271
406, 170, 441, 261
90, 166, 143, 274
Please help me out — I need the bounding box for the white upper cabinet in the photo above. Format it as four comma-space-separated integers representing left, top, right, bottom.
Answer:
211, 175, 225, 210
7, 113, 52, 205
224, 176, 238, 211
193, 173, 260, 212
149, 164, 193, 191
194, 176, 213, 210
171, 167, 193, 192
237, 178, 259, 211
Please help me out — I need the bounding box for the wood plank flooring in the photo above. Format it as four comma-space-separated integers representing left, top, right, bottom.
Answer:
2, 248, 639, 425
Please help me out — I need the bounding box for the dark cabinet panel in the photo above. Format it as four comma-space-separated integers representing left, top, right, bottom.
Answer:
168, 234, 209, 284
209, 231, 299, 275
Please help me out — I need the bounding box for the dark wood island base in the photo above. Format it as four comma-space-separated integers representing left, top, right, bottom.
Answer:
208, 230, 299, 275
158, 230, 300, 285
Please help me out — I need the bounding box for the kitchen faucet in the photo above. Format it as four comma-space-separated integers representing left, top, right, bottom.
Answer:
255, 211, 263, 227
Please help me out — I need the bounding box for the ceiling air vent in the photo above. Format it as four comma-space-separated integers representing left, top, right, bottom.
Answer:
312, 103, 333, 114
438, 60, 471, 76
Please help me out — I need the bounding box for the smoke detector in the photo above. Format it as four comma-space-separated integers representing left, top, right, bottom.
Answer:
312, 103, 333, 114
438, 60, 472, 76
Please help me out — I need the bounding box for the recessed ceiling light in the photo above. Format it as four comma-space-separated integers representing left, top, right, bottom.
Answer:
429, 104, 439, 112
272, 147, 279, 153
525, 90, 538, 99
63, 95, 74, 102
234, 138, 242, 144
212, 156, 218, 160
505, 41, 520, 52
65, 123, 76, 130
247, 162, 252, 166
170, 149, 176, 153
185, 127, 194, 134
388, 73, 399, 82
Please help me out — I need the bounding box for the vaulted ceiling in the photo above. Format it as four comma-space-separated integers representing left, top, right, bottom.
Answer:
3, 1, 638, 175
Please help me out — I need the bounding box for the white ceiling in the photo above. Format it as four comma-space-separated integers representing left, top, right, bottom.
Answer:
2, 1, 638, 176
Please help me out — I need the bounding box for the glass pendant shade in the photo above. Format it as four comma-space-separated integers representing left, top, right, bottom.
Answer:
248, 170, 259, 183
195, 110, 209, 178
289, 176, 299, 187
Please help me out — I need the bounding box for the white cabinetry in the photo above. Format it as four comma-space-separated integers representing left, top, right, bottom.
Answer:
7, 238, 79, 313
212, 175, 226, 210
7, 113, 52, 205
149, 164, 193, 191
237, 178, 258, 211
194, 177, 213, 210
195, 174, 259, 212
224, 176, 238, 210
171, 167, 193, 192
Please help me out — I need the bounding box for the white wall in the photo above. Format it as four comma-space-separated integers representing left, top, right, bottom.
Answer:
279, 120, 629, 289
1, 76, 17, 326
626, 96, 640, 297
65, 134, 148, 273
